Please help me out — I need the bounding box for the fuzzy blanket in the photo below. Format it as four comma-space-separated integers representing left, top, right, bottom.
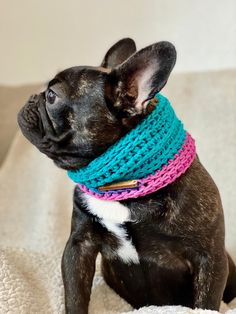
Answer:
0, 70, 236, 313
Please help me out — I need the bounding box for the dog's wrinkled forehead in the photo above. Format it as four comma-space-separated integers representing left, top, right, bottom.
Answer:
52, 66, 107, 99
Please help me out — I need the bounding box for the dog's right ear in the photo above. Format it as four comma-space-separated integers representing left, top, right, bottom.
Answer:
106, 41, 176, 118
101, 38, 136, 69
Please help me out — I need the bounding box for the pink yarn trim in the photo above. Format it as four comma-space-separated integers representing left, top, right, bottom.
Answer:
78, 133, 196, 201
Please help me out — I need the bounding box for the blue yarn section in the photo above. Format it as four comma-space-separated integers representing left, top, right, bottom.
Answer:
68, 93, 186, 189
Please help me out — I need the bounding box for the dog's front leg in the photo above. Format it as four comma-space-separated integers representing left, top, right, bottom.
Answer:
62, 204, 99, 314
193, 251, 228, 310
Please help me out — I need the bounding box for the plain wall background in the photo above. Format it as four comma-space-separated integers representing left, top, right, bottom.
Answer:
1, 0, 236, 85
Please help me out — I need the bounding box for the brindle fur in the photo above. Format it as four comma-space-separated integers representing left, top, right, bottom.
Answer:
17, 38, 236, 314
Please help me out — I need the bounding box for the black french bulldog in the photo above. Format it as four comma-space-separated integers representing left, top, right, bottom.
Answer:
18, 38, 236, 314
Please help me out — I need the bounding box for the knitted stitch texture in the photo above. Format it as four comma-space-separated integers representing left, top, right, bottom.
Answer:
68, 93, 196, 200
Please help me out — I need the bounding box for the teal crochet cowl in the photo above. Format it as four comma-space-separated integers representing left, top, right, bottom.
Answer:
67, 93, 196, 200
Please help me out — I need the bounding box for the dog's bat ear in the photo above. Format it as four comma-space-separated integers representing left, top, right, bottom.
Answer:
108, 41, 176, 115
101, 38, 136, 69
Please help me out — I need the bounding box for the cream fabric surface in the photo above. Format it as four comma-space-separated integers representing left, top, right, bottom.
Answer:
0, 70, 236, 313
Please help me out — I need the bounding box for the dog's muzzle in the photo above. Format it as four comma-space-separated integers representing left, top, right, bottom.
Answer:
17, 93, 45, 140
18, 94, 40, 127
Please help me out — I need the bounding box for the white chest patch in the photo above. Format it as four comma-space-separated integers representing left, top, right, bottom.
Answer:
82, 194, 139, 264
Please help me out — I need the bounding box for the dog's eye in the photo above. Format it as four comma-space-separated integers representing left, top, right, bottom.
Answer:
46, 89, 57, 104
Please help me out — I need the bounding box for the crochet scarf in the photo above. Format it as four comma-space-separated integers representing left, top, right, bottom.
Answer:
68, 93, 196, 201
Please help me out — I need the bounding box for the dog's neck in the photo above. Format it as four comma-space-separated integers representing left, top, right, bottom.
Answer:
68, 94, 196, 201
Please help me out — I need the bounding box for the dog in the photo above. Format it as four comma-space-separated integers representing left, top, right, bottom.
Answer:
18, 38, 236, 314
